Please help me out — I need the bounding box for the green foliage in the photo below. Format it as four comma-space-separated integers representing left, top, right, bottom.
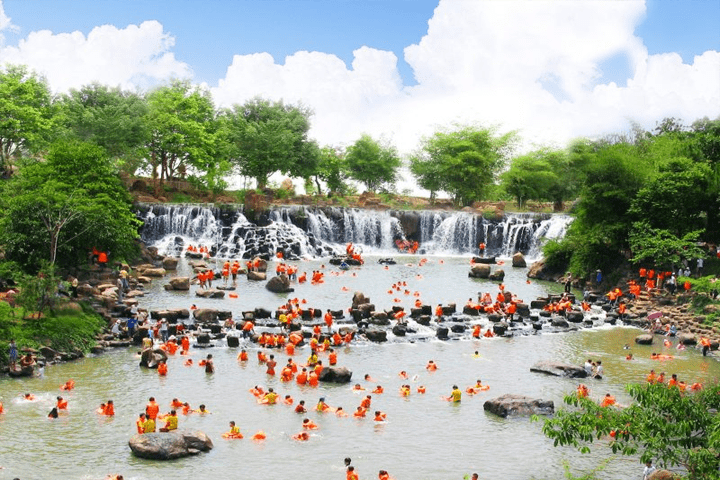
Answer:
345, 134, 401, 193
629, 223, 705, 270
222, 97, 316, 189
315, 146, 349, 195
542, 239, 575, 273
0, 140, 140, 271
542, 383, 720, 480
410, 124, 518, 206
0, 65, 54, 176
55, 83, 149, 173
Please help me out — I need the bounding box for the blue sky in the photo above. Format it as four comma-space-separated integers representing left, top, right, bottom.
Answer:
1, 0, 719, 163
5, 0, 717, 87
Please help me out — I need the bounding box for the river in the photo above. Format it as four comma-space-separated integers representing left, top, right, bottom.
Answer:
1, 255, 717, 480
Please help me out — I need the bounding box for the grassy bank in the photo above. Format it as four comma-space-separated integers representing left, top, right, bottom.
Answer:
0, 300, 105, 367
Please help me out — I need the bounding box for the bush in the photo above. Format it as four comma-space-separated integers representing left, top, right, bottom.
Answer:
543, 239, 573, 272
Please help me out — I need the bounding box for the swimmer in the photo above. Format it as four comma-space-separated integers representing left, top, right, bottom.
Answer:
352, 383, 365, 391
372, 385, 384, 394
60, 379, 75, 391
626, 353, 633, 360
194, 404, 211, 414
284, 395, 294, 405
292, 431, 310, 441
302, 418, 318, 430
417, 385, 426, 394
446, 385, 462, 402
398, 370, 408, 379
373, 410, 387, 422
294, 400, 307, 414
223, 421, 243, 439
316, 397, 331, 412
336, 407, 348, 417
56, 396, 68, 410
364, 374, 377, 382
426, 360, 437, 371
252, 430, 266, 441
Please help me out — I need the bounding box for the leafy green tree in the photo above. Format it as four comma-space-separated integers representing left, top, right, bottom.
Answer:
629, 222, 705, 270
223, 97, 316, 189
0, 65, 53, 177
344, 134, 401, 193
541, 383, 720, 480
313, 146, 349, 195
145, 80, 217, 193
0, 140, 140, 271
56, 83, 149, 174
629, 158, 710, 237
501, 151, 559, 208
410, 125, 518, 206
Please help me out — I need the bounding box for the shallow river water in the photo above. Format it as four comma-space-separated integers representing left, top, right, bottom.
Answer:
1, 256, 717, 480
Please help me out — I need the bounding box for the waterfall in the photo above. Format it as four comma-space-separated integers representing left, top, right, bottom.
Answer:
137, 204, 572, 259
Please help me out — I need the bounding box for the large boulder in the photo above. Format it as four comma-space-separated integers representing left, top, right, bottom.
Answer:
128, 430, 213, 460
364, 328, 387, 343
469, 264, 491, 278
162, 257, 179, 270
166, 277, 190, 291
635, 334, 654, 345
352, 292, 370, 308
677, 333, 697, 345
319, 366, 353, 383
195, 289, 225, 299
266, 274, 293, 293
483, 394, 554, 417
140, 348, 168, 368
142, 268, 167, 277
247, 271, 267, 281
493, 321, 509, 336
530, 361, 587, 378
512, 252, 527, 268
488, 269, 505, 281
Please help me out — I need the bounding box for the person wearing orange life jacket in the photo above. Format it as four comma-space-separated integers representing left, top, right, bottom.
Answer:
56, 396, 68, 410
136, 413, 146, 434
145, 397, 159, 420
506, 302, 517, 321
472, 324, 481, 338
157, 361, 168, 376
600, 393, 616, 407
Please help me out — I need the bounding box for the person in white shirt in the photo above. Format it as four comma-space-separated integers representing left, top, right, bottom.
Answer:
642, 460, 656, 480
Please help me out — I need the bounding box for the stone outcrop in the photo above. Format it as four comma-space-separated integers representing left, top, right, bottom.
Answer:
247, 271, 267, 281
469, 264, 490, 278
319, 366, 352, 383
266, 274, 293, 293
128, 430, 213, 460
140, 348, 168, 368
195, 289, 225, 299
512, 252, 526, 268
162, 257, 179, 270
530, 361, 587, 378
635, 334, 654, 345
165, 277, 190, 291
483, 394, 554, 417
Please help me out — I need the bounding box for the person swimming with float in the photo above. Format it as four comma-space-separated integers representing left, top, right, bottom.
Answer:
223, 420, 243, 439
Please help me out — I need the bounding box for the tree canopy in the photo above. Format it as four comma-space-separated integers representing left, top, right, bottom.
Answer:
0, 65, 53, 177
344, 134, 401, 193
542, 383, 720, 480
410, 125, 518, 206
0, 140, 140, 272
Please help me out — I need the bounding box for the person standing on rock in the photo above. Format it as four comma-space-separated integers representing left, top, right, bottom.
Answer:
642, 460, 656, 480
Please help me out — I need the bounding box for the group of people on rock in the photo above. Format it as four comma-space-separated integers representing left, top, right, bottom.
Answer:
394, 239, 419, 254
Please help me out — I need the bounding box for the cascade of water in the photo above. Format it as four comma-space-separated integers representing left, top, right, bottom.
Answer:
138, 205, 573, 259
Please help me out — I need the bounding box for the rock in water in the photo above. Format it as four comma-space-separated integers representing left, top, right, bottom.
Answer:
266, 274, 294, 293
512, 252, 527, 268
530, 361, 587, 378
635, 334, 654, 345
128, 430, 213, 460
319, 366, 352, 383
483, 394, 554, 417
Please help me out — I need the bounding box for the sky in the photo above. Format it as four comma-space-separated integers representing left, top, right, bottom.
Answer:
1, 0, 719, 165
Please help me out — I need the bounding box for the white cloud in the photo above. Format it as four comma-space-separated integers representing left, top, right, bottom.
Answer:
0, 1, 18, 45
0, 20, 191, 92
211, 0, 719, 154
1, 0, 718, 161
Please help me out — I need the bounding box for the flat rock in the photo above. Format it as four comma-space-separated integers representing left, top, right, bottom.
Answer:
128, 430, 213, 460
483, 394, 554, 417
530, 361, 587, 378
635, 334, 654, 345
319, 366, 352, 383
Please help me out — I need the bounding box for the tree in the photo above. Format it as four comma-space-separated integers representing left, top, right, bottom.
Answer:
56, 83, 149, 175
145, 80, 217, 193
628, 158, 711, 237
223, 97, 316, 189
501, 151, 559, 208
541, 383, 720, 480
313, 146, 349, 195
0, 65, 53, 177
629, 223, 705, 270
410, 125, 518, 206
344, 134, 401, 193
0, 140, 140, 271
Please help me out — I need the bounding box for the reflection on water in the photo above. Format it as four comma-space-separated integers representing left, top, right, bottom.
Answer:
1, 257, 717, 480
